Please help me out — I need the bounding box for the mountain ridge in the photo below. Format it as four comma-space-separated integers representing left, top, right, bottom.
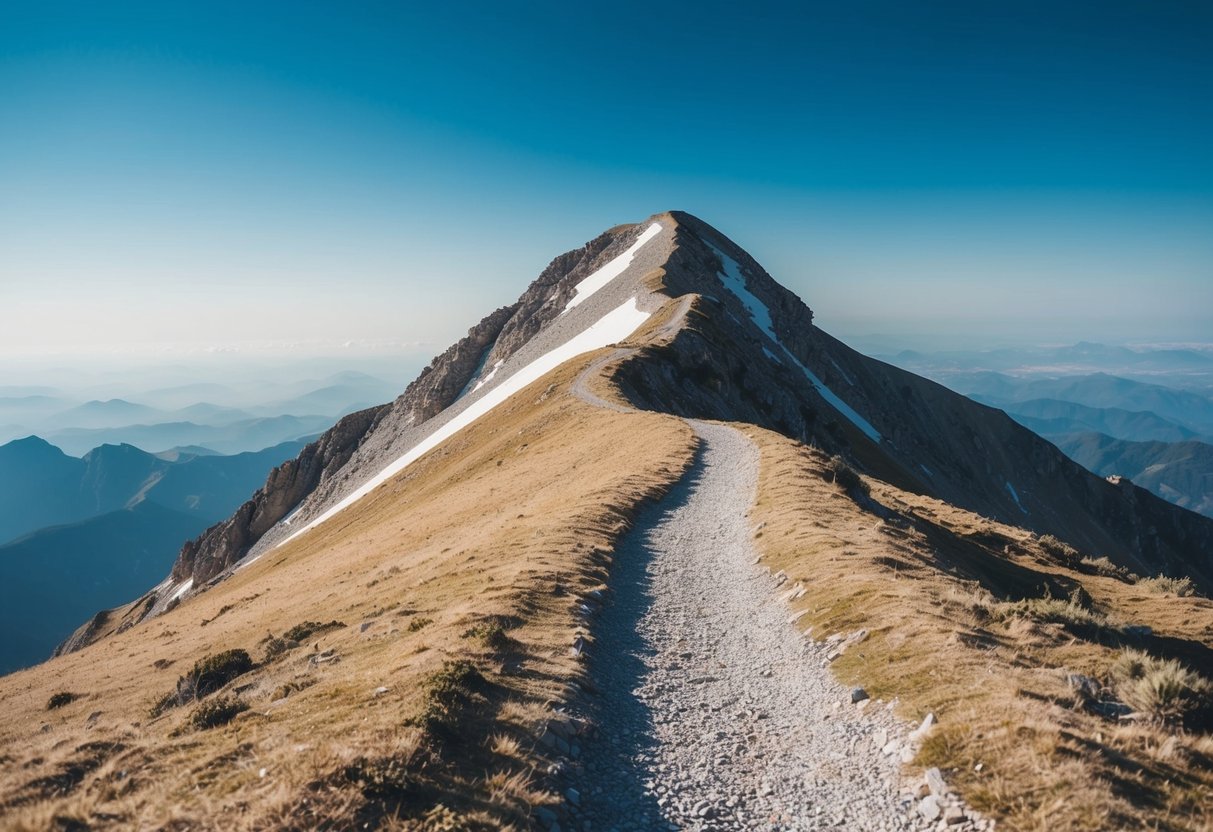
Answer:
57, 210, 1213, 655
6, 211, 1213, 832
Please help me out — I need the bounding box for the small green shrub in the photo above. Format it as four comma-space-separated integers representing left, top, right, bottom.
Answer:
408, 617, 434, 633
188, 695, 248, 730
272, 679, 314, 700
262, 620, 345, 662
1111, 650, 1211, 727
150, 691, 178, 718
157, 648, 255, 713
46, 692, 78, 710
184, 649, 254, 698
343, 755, 417, 800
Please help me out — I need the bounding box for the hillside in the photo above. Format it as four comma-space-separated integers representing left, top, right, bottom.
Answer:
1056, 432, 1213, 519
1, 212, 1211, 831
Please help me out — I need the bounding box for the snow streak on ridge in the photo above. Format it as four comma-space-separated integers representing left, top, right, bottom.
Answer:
706, 241, 882, 444
564, 223, 663, 311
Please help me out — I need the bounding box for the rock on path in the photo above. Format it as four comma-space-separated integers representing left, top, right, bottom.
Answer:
564, 420, 954, 831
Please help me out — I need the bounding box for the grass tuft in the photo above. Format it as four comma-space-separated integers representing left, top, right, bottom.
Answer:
1111, 650, 1212, 728
1136, 575, 1198, 598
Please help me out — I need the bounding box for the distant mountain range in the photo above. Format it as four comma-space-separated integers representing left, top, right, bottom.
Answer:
0, 436, 306, 545
948, 372, 1213, 436
890, 369, 1213, 524
969, 397, 1213, 446
0, 435, 308, 673
0, 371, 403, 453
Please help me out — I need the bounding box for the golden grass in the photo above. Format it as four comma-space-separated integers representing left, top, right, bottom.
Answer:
748, 428, 1213, 831
0, 349, 696, 830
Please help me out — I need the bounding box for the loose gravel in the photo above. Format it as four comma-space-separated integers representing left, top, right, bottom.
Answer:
564, 420, 980, 831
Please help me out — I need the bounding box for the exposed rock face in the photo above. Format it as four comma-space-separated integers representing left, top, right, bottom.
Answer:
172, 405, 386, 585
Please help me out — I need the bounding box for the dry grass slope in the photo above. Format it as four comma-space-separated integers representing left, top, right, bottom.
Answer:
0, 354, 696, 831
749, 428, 1213, 831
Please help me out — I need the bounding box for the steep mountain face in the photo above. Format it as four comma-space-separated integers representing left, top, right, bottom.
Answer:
59, 211, 1213, 654
1057, 432, 1213, 519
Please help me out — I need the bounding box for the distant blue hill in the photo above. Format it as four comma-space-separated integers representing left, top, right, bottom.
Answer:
0, 436, 305, 545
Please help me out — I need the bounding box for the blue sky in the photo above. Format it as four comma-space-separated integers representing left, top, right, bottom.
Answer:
2, 0, 1211, 358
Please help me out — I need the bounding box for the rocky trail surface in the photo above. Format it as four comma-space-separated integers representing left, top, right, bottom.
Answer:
562, 420, 985, 831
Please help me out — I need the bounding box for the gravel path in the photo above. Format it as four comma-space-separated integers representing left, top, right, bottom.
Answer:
564, 420, 960, 831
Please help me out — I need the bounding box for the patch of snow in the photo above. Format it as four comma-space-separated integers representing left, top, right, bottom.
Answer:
707, 242, 776, 340
564, 222, 662, 311
472, 360, 504, 393
275, 297, 653, 550
798, 364, 883, 443
762, 346, 784, 364
1006, 481, 1028, 514
170, 578, 193, 601
829, 356, 855, 386
707, 240, 881, 444
920, 464, 933, 477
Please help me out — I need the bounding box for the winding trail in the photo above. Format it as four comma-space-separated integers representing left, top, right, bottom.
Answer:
564, 418, 938, 831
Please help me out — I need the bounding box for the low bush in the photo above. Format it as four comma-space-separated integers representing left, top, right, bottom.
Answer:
188, 695, 248, 730
46, 692, 78, 710
1038, 534, 1081, 566
284, 620, 344, 642
154, 648, 255, 715
1080, 556, 1134, 580
262, 621, 344, 662
825, 455, 869, 496
407, 661, 486, 735
408, 617, 434, 633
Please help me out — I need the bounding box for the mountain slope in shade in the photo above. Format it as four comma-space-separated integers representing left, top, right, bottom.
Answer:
1056, 432, 1213, 519
6, 212, 1212, 831
0, 501, 207, 674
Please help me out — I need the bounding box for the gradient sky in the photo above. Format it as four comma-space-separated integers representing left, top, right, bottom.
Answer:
2, 0, 1211, 360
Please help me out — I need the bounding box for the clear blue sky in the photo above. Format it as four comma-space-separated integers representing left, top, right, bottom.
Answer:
2, 0, 1211, 358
